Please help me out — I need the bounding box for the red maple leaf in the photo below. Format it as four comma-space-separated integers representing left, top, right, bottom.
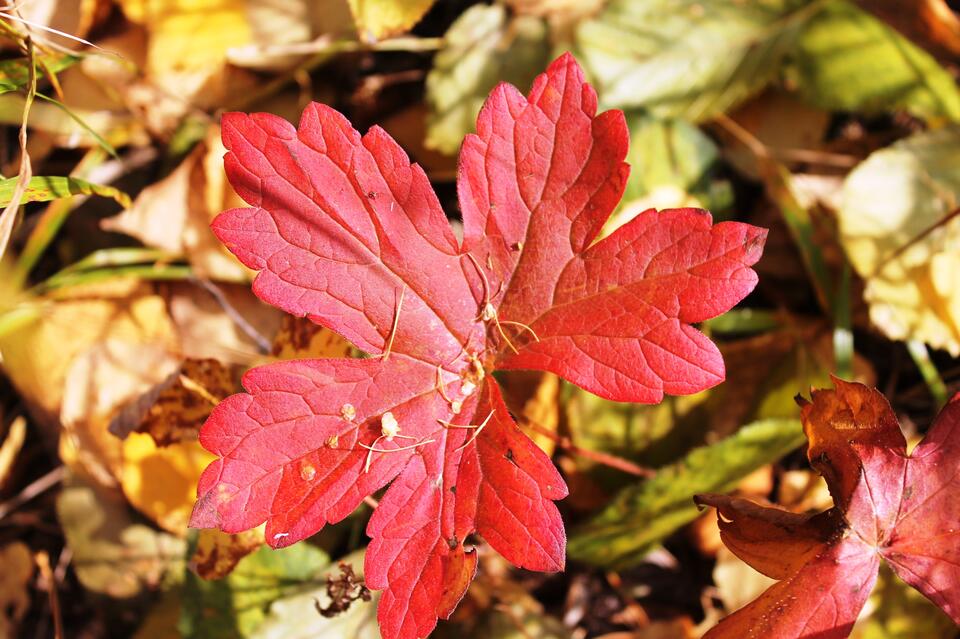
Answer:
191, 54, 766, 639
697, 377, 960, 638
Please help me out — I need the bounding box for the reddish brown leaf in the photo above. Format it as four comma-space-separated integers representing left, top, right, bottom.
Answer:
701, 379, 960, 637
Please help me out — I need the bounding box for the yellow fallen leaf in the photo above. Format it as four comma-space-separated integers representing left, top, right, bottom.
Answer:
0, 279, 177, 429
0, 542, 33, 638
839, 126, 960, 354
117, 0, 253, 106
521, 372, 559, 457
121, 432, 216, 534
347, 0, 435, 40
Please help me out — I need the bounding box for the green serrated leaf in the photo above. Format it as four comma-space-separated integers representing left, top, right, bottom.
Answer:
0, 53, 79, 93
425, 3, 550, 154
575, 0, 820, 119
0, 175, 130, 208
180, 541, 331, 638
567, 418, 805, 569
790, 1, 960, 122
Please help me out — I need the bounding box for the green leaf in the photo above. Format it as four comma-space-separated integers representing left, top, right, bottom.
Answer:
425, 3, 550, 154
180, 541, 330, 638
575, 0, 820, 119
620, 112, 719, 204
56, 478, 186, 598
0, 175, 130, 208
790, 1, 960, 122
567, 418, 805, 569
0, 53, 79, 93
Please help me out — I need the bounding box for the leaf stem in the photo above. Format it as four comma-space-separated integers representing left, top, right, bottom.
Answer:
521, 418, 654, 478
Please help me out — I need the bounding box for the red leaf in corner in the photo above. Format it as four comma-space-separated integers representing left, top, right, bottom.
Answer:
697, 378, 960, 638
193, 53, 766, 639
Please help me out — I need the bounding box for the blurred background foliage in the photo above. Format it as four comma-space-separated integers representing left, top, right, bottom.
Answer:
0, 0, 959, 637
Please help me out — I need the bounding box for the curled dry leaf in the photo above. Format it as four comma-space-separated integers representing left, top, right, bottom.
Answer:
190, 527, 265, 580
698, 378, 960, 637
191, 54, 765, 639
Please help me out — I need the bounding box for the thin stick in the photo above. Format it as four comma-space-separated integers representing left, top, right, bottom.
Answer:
0, 465, 65, 521
522, 419, 654, 478
0, 35, 34, 263
877, 206, 960, 273
196, 278, 272, 354
381, 285, 405, 361
35, 551, 63, 639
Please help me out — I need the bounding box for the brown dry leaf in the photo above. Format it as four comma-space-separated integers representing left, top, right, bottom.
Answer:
716, 90, 831, 180
0, 542, 33, 638
690, 465, 775, 558
707, 328, 874, 439
134, 358, 238, 446
103, 125, 250, 282
856, 0, 960, 59
120, 432, 215, 534
226, 0, 357, 71
595, 621, 695, 639
271, 315, 352, 359
0, 416, 26, 490
443, 551, 570, 637
164, 282, 281, 365
189, 527, 265, 579
6, 0, 107, 51
505, 0, 604, 38
777, 469, 833, 513
72, 24, 196, 139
